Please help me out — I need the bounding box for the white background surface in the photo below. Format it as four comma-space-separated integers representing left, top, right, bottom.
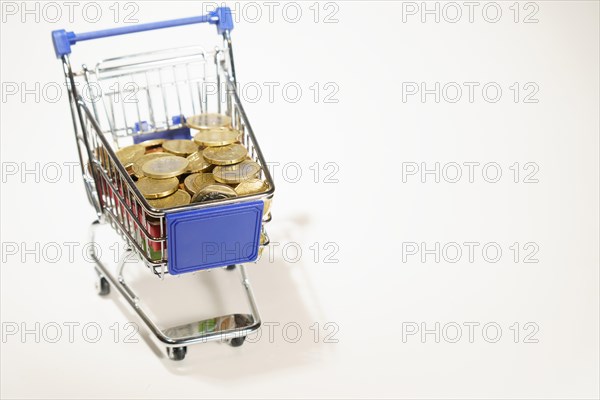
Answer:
1, 1, 599, 398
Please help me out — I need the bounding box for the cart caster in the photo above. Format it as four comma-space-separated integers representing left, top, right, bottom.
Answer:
226, 265, 236, 270
167, 346, 187, 361
229, 336, 246, 347
96, 277, 110, 296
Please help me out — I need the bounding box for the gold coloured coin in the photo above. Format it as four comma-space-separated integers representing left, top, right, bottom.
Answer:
162, 140, 198, 157
258, 232, 268, 256
191, 184, 237, 203
147, 190, 191, 209
138, 139, 165, 148
142, 156, 189, 179
145, 146, 164, 154
186, 151, 212, 173
136, 177, 179, 199
193, 129, 240, 147
186, 113, 232, 130
258, 230, 271, 256
116, 144, 145, 167
213, 160, 261, 184
132, 152, 171, 179
263, 198, 273, 216
235, 178, 269, 196
183, 173, 216, 195
202, 144, 248, 166
260, 232, 268, 245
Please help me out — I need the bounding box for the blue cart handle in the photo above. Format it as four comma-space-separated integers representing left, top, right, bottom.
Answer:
52, 7, 233, 58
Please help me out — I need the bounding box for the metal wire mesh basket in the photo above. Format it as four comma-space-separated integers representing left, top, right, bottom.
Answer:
65, 43, 273, 277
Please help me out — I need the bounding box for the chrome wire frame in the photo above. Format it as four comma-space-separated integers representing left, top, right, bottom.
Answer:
62, 42, 274, 278
89, 220, 261, 349
61, 34, 272, 352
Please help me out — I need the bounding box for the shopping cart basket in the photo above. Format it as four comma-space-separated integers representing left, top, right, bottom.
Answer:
52, 7, 274, 360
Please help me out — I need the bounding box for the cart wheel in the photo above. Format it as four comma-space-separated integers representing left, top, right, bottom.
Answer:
96, 277, 110, 296
229, 336, 246, 347
226, 265, 236, 271
167, 346, 187, 361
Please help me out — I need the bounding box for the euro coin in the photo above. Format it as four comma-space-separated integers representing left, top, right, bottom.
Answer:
132, 152, 171, 179
213, 160, 261, 184
136, 177, 179, 199
186, 113, 232, 130
260, 231, 268, 245
138, 139, 165, 148
142, 156, 189, 179
193, 129, 240, 147
263, 198, 273, 217
116, 144, 145, 167
145, 147, 164, 154
258, 231, 269, 256
191, 184, 237, 203
162, 139, 198, 157
186, 151, 212, 173
183, 173, 216, 195
147, 190, 191, 209
235, 178, 269, 195
202, 144, 247, 166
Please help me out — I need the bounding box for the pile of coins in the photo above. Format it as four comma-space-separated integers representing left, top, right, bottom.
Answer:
114, 113, 271, 211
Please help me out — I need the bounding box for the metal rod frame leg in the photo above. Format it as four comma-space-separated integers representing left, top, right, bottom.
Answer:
88, 219, 262, 350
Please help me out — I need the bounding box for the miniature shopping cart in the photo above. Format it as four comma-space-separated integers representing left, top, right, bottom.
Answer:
52, 7, 274, 361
